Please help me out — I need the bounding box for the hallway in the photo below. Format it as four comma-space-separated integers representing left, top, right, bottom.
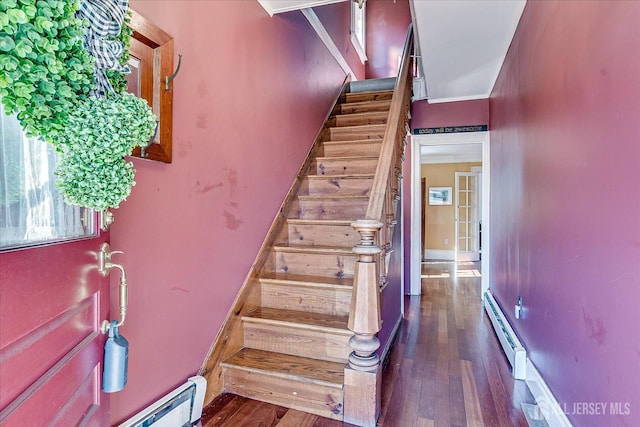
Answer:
200, 261, 534, 426
376, 261, 533, 426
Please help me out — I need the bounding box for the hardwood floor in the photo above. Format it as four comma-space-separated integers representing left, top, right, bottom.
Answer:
199, 261, 534, 427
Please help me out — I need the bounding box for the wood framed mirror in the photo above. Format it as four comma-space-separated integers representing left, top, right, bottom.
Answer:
126, 10, 174, 163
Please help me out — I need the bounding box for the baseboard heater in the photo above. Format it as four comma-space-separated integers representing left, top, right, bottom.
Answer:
119, 376, 207, 427
484, 291, 527, 380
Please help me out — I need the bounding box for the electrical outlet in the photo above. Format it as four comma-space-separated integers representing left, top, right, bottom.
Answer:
444, 238, 448, 245
515, 296, 523, 319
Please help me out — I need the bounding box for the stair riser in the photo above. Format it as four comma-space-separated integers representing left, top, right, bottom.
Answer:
297, 199, 368, 220
345, 91, 393, 103
261, 283, 352, 316
287, 223, 360, 247
222, 368, 343, 420
243, 323, 350, 363
333, 114, 388, 127
304, 177, 373, 197
323, 141, 382, 157
274, 251, 355, 278
312, 159, 378, 175
340, 101, 391, 115
329, 125, 386, 142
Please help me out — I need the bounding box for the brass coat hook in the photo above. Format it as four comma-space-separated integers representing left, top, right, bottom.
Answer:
165, 54, 182, 90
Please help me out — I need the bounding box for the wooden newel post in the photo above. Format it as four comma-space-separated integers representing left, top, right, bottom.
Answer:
344, 219, 383, 427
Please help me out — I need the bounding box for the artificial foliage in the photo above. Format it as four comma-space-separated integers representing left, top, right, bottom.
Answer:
0, 0, 158, 210
105, 10, 131, 94
0, 0, 95, 147
55, 92, 157, 211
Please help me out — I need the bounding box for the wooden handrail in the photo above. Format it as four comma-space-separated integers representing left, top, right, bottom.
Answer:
365, 24, 414, 222
344, 25, 414, 427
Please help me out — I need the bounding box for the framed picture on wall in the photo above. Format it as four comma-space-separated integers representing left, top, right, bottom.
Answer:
428, 187, 453, 205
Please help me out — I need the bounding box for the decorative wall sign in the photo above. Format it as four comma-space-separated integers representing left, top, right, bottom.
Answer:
414, 125, 488, 135
428, 187, 452, 205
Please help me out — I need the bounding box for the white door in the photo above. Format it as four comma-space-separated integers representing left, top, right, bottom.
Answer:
455, 172, 480, 262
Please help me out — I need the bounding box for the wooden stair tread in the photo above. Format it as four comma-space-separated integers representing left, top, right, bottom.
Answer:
346, 89, 394, 96
244, 307, 349, 332
273, 244, 354, 255
329, 123, 387, 132
305, 173, 374, 180
341, 99, 391, 108
344, 90, 394, 103
333, 111, 388, 120
222, 348, 344, 387
323, 138, 383, 144
286, 219, 353, 225
260, 272, 353, 288
297, 195, 369, 200
315, 155, 379, 162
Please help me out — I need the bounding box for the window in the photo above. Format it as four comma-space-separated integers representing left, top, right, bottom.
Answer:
0, 108, 96, 251
351, 1, 367, 63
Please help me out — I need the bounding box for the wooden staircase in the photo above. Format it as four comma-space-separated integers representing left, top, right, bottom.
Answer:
200, 25, 414, 427
217, 88, 394, 421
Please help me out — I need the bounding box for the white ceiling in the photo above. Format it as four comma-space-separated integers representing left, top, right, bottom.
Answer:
412, 0, 526, 103
259, 0, 525, 104
258, 0, 524, 162
420, 142, 482, 164
257, 0, 344, 16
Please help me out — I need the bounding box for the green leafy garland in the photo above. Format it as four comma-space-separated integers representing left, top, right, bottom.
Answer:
0, 0, 95, 147
0, 0, 157, 211
55, 92, 156, 211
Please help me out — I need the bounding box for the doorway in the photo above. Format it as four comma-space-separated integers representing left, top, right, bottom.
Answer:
410, 131, 490, 296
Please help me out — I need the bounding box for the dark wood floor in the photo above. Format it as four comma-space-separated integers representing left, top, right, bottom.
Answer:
199, 261, 534, 427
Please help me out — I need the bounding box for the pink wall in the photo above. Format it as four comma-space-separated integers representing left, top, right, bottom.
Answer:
365, 0, 412, 79
314, 1, 365, 80
110, 1, 347, 422
490, 2, 640, 425
411, 99, 489, 131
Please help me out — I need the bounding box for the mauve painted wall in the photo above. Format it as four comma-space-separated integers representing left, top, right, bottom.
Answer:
313, 2, 365, 80
490, 2, 640, 426
379, 200, 403, 350
411, 99, 489, 132
110, 1, 346, 422
365, 0, 411, 79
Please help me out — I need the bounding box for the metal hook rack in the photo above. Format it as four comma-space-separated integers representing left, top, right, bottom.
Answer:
98, 243, 128, 334
165, 54, 183, 90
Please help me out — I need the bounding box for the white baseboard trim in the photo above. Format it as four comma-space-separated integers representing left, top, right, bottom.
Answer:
380, 315, 402, 365
526, 360, 573, 427
423, 249, 455, 261
483, 291, 526, 380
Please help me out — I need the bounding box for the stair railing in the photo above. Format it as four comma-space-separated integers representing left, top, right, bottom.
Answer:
344, 25, 414, 427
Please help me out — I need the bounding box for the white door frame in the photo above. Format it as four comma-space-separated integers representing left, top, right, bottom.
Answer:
409, 131, 490, 296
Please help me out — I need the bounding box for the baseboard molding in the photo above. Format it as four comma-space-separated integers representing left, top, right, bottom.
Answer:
526, 360, 573, 427
483, 290, 527, 380
380, 315, 402, 369
423, 249, 455, 261
484, 290, 572, 427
